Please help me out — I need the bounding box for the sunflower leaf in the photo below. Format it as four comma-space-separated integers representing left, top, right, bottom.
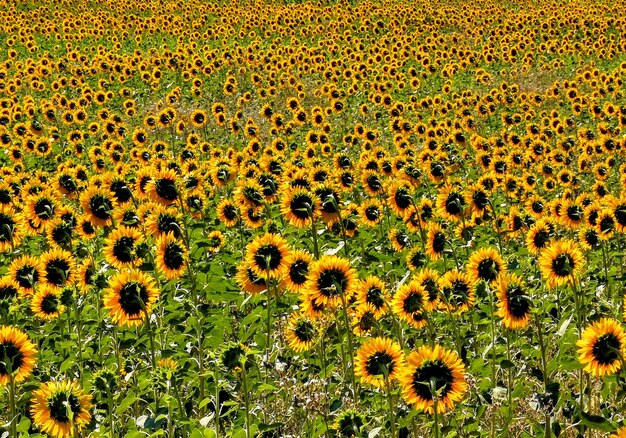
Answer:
580, 412, 616, 432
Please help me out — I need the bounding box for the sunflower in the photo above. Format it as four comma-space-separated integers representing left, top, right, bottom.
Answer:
439, 270, 476, 314
216, 199, 239, 227
406, 247, 428, 271
0, 325, 38, 385
356, 276, 388, 318
103, 226, 143, 269
436, 183, 467, 222
280, 187, 319, 228
235, 264, 267, 295
466, 247, 505, 284
103, 269, 159, 327
245, 233, 291, 280
40, 248, 75, 291
285, 312, 319, 352
394, 273, 430, 324
425, 222, 447, 260
495, 273, 531, 330
349, 302, 378, 336
399, 345, 468, 414
0, 277, 19, 302
538, 240, 585, 289
389, 227, 411, 252
0, 205, 22, 251
147, 168, 180, 206
359, 199, 383, 228
155, 233, 187, 280
355, 337, 404, 388
205, 230, 225, 253
80, 186, 116, 227
525, 219, 554, 256
305, 255, 358, 309
577, 318, 626, 377
144, 206, 184, 239
596, 209, 616, 240
31, 380, 92, 438
387, 181, 414, 218
8, 255, 42, 296
333, 410, 366, 438
579, 226, 601, 251
31, 286, 65, 320
280, 250, 313, 294
414, 268, 441, 311
24, 191, 59, 230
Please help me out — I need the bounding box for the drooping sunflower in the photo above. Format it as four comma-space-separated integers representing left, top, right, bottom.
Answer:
103, 269, 159, 327
577, 318, 626, 377
439, 270, 476, 314
216, 199, 239, 227
144, 206, 184, 239
103, 226, 143, 269
0, 325, 38, 385
24, 190, 59, 230
538, 240, 585, 289
358, 198, 384, 228
425, 222, 447, 260
80, 185, 116, 227
235, 264, 268, 295
355, 337, 404, 388
280, 187, 319, 228
392, 280, 429, 330
389, 227, 411, 252
332, 410, 366, 438
0, 205, 22, 251
280, 250, 313, 294
495, 273, 531, 330
406, 247, 428, 271
8, 255, 43, 296
305, 255, 358, 309
245, 233, 291, 280
466, 247, 505, 284
525, 218, 554, 256
40, 248, 75, 291
285, 312, 319, 353
413, 268, 441, 311
351, 303, 380, 336
387, 181, 414, 219
0, 277, 19, 302
596, 209, 616, 240
155, 233, 187, 280
399, 345, 468, 414
31, 286, 65, 320
356, 276, 388, 318
30, 380, 92, 438
436, 183, 467, 222
147, 168, 180, 206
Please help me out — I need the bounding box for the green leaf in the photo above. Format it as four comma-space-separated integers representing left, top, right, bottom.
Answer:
16, 417, 31, 433
500, 359, 514, 369
580, 412, 615, 432
116, 394, 137, 415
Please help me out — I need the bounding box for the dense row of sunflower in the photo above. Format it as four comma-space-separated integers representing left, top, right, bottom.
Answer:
0, 0, 626, 436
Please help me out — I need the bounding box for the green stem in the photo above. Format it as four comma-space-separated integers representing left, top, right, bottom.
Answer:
8, 373, 17, 438
241, 363, 252, 438
340, 291, 358, 402
214, 358, 221, 438
385, 374, 397, 438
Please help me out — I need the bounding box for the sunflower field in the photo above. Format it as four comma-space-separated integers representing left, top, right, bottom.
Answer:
0, 0, 626, 436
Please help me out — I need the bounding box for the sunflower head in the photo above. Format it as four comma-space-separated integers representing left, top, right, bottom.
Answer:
355, 337, 404, 388
399, 345, 468, 414
31, 380, 93, 438
0, 325, 38, 385
577, 318, 626, 377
